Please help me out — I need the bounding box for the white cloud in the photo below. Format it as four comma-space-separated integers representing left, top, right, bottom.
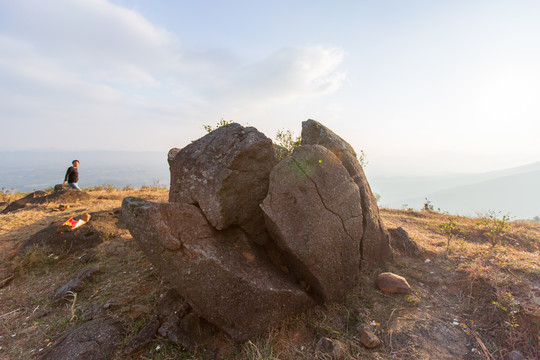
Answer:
213, 46, 346, 106
0, 0, 346, 150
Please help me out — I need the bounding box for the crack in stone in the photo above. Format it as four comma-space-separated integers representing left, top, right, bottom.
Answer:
291, 157, 356, 245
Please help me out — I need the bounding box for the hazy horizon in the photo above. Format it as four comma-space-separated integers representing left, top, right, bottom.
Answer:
1, 149, 538, 219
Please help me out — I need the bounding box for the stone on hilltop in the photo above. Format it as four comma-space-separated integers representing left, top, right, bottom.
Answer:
388, 227, 421, 256
261, 145, 363, 302
168, 123, 277, 245
122, 196, 314, 342
301, 119, 392, 266
376, 272, 412, 295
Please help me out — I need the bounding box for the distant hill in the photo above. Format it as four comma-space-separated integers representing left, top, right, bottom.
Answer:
370, 161, 540, 219
2, 151, 538, 219
0, 150, 169, 192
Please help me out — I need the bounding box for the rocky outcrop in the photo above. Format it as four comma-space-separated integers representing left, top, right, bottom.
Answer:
122, 121, 392, 343
301, 119, 392, 266
122, 197, 314, 341
168, 123, 277, 245
261, 145, 363, 302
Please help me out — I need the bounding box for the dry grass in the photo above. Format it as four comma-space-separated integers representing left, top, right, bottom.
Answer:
0, 192, 538, 359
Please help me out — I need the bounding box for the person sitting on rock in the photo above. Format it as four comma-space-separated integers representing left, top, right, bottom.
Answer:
64, 160, 81, 191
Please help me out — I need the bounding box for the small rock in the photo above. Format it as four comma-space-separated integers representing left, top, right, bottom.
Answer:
123, 315, 161, 355
505, 350, 526, 360
37, 318, 123, 360
82, 303, 106, 321
155, 289, 188, 321
358, 326, 381, 349
376, 272, 412, 295
77, 251, 97, 264
315, 337, 334, 354
388, 227, 420, 256
54, 184, 70, 192
424, 259, 431, 263
103, 298, 121, 309
53, 267, 100, 300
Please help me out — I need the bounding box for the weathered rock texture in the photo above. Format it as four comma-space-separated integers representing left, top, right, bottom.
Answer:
122, 121, 392, 343
168, 123, 277, 245
261, 145, 363, 302
38, 318, 123, 360
301, 119, 392, 266
376, 272, 412, 295
388, 227, 421, 256
122, 197, 314, 341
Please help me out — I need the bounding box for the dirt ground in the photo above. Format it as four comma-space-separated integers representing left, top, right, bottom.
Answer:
0, 189, 538, 359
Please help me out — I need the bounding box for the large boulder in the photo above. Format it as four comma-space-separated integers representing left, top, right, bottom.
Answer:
122, 196, 314, 342
261, 145, 363, 302
301, 119, 392, 266
123, 120, 392, 343
168, 123, 277, 245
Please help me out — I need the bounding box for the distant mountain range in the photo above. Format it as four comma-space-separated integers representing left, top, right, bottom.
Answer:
370, 161, 540, 219
1, 150, 538, 219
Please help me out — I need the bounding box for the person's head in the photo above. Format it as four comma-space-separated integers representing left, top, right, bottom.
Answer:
72, 160, 80, 167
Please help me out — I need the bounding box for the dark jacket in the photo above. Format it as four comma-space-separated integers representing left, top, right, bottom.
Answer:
65, 166, 79, 183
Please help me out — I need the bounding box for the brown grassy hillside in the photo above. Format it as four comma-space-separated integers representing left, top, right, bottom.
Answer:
0, 189, 538, 359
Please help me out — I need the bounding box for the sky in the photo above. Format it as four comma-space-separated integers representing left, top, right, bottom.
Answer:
1, 0, 539, 176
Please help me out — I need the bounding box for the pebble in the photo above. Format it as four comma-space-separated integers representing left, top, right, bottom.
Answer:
425, 259, 431, 263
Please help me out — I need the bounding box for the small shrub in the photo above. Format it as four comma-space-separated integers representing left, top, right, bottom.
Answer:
84, 183, 117, 192
0, 188, 23, 203
492, 291, 520, 328
203, 118, 234, 133
274, 129, 301, 159
477, 211, 512, 246
422, 198, 434, 212
357, 149, 368, 168
439, 218, 470, 251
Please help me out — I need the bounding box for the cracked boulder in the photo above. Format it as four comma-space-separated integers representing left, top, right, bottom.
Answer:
122, 197, 314, 341
301, 119, 392, 265
168, 123, 277, 245
261, 145, 363, 302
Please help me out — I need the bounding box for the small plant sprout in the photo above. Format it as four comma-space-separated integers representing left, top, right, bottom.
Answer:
422, 198, 434, 212
203, 118, 234, 133
357, 149, 368, 168
438, 218, 470, 251
492, 291, 520, 328
274, 128, 301, 159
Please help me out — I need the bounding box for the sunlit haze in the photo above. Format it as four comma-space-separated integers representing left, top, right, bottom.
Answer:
1, 0, 539, 176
